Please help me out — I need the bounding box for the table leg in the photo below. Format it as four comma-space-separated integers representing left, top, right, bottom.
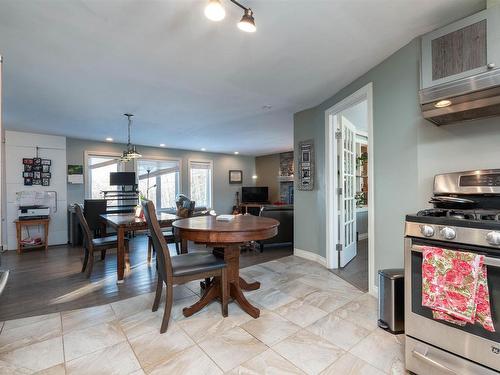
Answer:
216, 246, 260, 319
44, 222, 49, 253
239, 277, 260, 291
16, 222, 22, 254
183, 278, 219, 317
124, 238, 131, 271
181, 245, 261, 318
230, 283, 260, 318
117, 227, 125, 283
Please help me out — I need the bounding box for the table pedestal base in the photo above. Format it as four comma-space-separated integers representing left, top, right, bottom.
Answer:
183, 245, 260, 319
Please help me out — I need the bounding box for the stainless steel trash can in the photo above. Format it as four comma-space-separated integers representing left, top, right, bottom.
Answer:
378, 268, 404, 334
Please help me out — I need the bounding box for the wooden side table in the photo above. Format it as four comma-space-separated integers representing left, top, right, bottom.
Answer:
14, 218, 50, 254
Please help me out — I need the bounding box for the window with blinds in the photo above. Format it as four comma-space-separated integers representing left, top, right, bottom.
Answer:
189, 160, 213, 209
137, 158, 181, 210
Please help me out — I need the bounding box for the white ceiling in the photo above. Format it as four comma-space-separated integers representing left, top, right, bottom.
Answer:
0, 0, 483, 155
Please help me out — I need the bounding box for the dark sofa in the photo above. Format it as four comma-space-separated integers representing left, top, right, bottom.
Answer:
258, 205, 293, 251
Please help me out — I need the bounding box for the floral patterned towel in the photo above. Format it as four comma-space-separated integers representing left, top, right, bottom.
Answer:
421, 246, 495, 332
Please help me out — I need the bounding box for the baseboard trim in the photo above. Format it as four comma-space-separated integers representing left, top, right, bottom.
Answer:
293, 248, 327, 267
358, 233, 368, 241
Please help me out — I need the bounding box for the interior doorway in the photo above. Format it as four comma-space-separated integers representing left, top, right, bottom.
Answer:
325, 83, 374, 294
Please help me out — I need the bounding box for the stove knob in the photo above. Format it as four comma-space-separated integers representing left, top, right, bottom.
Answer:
440, 227, 456, 240
420, 225, 435, 237
486, 231, 500, 246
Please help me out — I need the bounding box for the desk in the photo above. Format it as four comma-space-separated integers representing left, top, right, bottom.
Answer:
14, 218, 50, 254
100, 213, 180, 283
173, 215, 279, 318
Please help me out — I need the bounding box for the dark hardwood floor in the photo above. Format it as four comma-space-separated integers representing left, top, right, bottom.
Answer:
0, 236, 292, 321
330, 238, 368, 292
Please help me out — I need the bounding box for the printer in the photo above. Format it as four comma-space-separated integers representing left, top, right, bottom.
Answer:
18, 205, 50, 220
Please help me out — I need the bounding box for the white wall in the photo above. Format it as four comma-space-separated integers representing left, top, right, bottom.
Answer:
5, 131, 67, 250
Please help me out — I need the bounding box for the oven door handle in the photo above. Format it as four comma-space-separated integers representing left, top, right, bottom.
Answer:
412, 349, 457, 374
411, 245, 500, 268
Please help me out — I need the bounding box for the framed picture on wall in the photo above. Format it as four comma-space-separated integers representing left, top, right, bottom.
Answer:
298, 140, 314, 191
229, 170, 243, 184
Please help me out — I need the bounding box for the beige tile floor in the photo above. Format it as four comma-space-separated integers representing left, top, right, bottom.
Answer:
0, 256, 407, 375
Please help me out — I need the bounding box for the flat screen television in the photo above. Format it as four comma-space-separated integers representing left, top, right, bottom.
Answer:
242, 187, 268, 203
110, 172, 136, 186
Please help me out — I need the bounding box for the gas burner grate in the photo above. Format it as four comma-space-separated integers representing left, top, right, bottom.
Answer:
446, 210, 476, 220
416, 209, 448, 217
416, 208, 500, 222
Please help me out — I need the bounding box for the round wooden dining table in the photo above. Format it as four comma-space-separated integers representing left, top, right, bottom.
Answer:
172, 215, 279, 319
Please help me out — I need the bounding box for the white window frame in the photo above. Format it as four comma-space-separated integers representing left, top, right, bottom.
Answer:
84, 151, 123, 199
136, 156, 182, 212
188, 159, 214, 209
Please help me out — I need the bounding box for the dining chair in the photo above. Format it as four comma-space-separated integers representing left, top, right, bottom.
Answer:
75, 204, 129, 278
146, 197, 193, 261
142, 200, 228, 333
83, 199, 107, 237
147, 230, 179, 261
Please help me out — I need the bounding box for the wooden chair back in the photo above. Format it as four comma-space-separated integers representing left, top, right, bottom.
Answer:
142, 200, 173, 283
74, 204, 93, 250
84, 199, 107, 235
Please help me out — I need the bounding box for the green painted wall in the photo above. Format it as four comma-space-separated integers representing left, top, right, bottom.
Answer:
294, 35, 500, 285
66, 138, 256, 214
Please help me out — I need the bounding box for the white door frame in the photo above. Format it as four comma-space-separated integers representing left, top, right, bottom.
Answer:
325, 82, 376, 295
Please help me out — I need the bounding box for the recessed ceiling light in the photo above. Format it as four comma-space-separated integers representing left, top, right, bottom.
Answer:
434, 99, 452, 108
105, 137, 113, 142
262, 105, 272, 110
234, 151, 239, 155
160, 143, 165, 147
201, 148, 206, 151
252, 175, 258, 179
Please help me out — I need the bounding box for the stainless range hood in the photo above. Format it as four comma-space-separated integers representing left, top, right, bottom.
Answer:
419, 68, 500, 125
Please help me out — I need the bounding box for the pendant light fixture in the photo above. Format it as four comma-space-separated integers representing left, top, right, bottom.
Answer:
204, 0, 256, 32
121, 113, 142, 162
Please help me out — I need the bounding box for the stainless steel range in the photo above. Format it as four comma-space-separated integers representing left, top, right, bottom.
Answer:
405, 169, 500, 375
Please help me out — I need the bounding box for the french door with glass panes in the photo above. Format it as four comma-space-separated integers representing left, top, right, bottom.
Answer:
338, 113, 357, 267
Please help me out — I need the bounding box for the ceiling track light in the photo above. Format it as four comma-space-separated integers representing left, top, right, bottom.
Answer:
205, 0, 256, 32
205, 0, 225, 21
